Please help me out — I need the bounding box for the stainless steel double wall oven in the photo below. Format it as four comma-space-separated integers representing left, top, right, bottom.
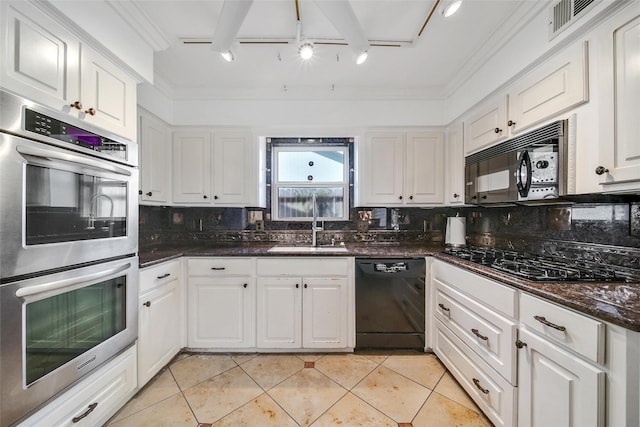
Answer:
0, 90, 139, 426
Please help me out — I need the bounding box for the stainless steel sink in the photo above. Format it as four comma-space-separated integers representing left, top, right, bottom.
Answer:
267, 246, 348, 253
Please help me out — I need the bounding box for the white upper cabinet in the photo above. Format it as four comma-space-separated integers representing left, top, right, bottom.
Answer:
508, 41, 588, 135
464, 42, 589, 156
172, 130, 254, 206
445, 121, 465, 205
0, 1, 137, 141
595, 7, 640, 190
405, 132, 445, 205
79, 46, 137, 140
359, 131, 445, 206
172, 131, 213, 204
139, 111, 171, 204
1, 1, 79, 109
360, 131, 405, 205
464, 95, 509, 155
212, 132, 252, 205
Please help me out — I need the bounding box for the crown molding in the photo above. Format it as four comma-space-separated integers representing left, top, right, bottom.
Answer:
106, 0, 171, 51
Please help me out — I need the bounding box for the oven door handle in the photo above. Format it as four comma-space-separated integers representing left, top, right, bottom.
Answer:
516, 150, 532, 198
16, 145, 132, 177
16, 262, 131, 299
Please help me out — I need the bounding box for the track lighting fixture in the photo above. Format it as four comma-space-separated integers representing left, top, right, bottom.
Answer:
298, 41, 314, 60
442, 0, 462, 17
220, 50, 234, 62
355, 50, 368, 65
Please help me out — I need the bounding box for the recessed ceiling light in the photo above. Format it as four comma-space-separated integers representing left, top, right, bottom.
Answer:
442, 0, 462, 18
299, 42, 314, 60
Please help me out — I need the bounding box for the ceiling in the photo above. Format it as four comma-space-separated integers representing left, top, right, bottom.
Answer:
130, 0, 546, 100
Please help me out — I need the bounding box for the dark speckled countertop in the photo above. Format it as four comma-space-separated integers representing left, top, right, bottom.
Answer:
139, 243, 640, 332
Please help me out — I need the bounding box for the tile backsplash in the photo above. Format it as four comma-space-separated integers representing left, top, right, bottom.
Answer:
139, 202, 640, 264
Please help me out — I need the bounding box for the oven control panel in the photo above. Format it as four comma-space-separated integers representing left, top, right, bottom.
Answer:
24, 109, 127, 160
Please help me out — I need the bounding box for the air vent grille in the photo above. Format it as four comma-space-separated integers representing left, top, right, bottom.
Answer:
465, 121, 565, 166
549, 0, 596, 39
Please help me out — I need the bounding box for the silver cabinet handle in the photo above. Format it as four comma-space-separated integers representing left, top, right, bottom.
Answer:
533, 315, 566, 331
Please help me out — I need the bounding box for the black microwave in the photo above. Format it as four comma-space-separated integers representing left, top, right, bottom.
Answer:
465, 120, 568, 205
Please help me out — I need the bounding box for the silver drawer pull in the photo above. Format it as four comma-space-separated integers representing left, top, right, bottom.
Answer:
471, 328, 488, 341
72, 402, 98, 423
157, 273, 171, 279
211, 267, 226, 271
533, 315, 566, 332
472, 378, 489, 394
438, 303, 450, 312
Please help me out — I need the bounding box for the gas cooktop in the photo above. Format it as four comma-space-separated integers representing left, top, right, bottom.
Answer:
445, 247, 631, 282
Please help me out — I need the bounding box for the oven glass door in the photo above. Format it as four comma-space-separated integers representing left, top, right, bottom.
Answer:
24, 157, 128, 246
24, 275, 127, 386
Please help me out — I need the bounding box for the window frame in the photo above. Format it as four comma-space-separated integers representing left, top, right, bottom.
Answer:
269, 140, 352, 221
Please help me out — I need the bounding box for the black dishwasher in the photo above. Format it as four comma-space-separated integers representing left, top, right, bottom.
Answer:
355, 258, 426, 349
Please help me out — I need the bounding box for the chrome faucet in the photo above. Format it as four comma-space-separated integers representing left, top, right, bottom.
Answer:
87, 193, 114, 230
311, 193, 323, 246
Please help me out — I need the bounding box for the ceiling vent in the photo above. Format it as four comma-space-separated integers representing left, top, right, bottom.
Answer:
549, 0, 596, 39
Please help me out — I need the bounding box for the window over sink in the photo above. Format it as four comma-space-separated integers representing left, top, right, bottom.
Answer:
267, 138, 353, 221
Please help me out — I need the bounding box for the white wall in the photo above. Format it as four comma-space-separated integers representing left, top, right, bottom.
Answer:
169, 98, 445, 130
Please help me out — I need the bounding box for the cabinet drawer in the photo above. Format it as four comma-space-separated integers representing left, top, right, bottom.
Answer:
20, 345, 137, 426
257, 257, 350, 276
139, 259, 181, 294
434, 320, 515, 427
432, 260, 517, 317
187, 257, 254, 276
520, 293, 605, 364
434, 278, 517, 384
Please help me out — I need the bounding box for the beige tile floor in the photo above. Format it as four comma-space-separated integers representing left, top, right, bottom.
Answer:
107, 352, 493, 427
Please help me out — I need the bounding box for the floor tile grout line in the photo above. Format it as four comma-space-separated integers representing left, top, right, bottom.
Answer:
167, 363, 202, 426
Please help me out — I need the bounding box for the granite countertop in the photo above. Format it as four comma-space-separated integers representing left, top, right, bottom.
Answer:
138, 242, 640, 332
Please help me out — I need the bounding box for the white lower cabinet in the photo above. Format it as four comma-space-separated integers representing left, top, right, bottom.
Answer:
431, 259, 517, 427
516, 328, 605, 427
19, 345, 137, 426
256, 257, 353, 350
187, 258, 255, 348
432, 259, 634, 427
434, 321, 516, 427
138, 260, 182, 387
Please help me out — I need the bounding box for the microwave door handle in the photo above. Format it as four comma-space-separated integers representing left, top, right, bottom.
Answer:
16, 145, 132, 177
15, 262, 131, 299
517, 150, 532, 198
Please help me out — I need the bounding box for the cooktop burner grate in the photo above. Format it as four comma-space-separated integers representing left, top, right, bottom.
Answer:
445, 247, 629, 282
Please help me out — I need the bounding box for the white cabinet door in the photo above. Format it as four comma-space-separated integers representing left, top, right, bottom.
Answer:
188, 277, 254, 348
508, 42, 588, 135
79, 46, 137, 141
361, 132, 405, 205
517, 328, 605, 427
464, 96, 508, 155
138, 278, 181, 387
257, 277, 302, 348
446, 122, 465, 204
405, 132, 445, 205
1, 1, 80, 111
212, 132, 251, 205
139, 112, 171, 204
172, 131, 212, 204
599, 13, 640, 187
302, 277, 348, 348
